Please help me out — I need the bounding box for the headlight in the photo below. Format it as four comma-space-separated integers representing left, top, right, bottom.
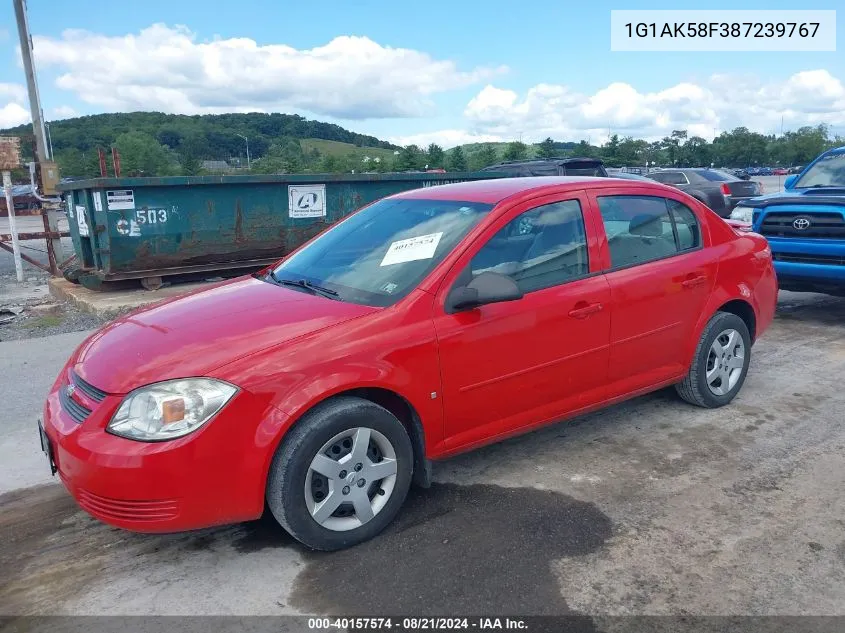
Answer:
107, 378, 238, 441
730, 206, 754, 223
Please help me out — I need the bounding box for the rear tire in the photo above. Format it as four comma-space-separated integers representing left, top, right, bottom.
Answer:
266, 396, 413, 551
676, 311, 751, 408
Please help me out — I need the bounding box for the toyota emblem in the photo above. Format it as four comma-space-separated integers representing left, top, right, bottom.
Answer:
793, 217, 812, 230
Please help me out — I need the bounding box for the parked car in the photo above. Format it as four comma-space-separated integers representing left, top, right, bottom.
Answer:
726, 168, 751, 181
646, 168, 762, 217
480, 157, 608, 177
773, 168, 789, 176
789, 165, 804, 174
730, 146, 845, 296
608, 171, 653, 181
41, 177, 777, 551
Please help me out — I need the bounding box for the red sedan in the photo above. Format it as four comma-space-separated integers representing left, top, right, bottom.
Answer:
41, 177, 777, 551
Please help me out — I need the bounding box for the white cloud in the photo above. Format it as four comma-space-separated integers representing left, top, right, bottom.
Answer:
51, 105, 77, 119
451, 70, 845, 145
32, 24, 506, 120
0, 83, 30, 128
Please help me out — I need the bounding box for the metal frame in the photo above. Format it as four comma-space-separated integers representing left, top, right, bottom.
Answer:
0, 209, 70, 274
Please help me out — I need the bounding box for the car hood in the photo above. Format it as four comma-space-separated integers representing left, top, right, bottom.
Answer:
73, 276, 378, 394
738, 188, 845, 208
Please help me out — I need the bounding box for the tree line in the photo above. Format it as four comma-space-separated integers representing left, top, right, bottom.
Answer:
2, 110, 842, 179
568, 125, 843, 169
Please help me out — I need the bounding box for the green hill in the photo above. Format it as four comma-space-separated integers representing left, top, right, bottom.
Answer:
0, 111, 400, 177
299, 139, 398, 161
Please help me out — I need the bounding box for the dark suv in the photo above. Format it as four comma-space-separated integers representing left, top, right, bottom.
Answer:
646, 168, 762, 218
480, 157, 608, 177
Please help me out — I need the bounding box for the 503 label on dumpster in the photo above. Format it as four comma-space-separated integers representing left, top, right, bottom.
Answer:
135, 209, 168, 225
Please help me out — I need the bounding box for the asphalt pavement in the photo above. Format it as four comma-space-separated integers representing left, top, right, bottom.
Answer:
1, 291, 844, 618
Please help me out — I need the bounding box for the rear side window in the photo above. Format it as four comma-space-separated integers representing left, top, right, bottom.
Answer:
563, 162, 605, 176
597, 196, 701, 269
696, 170, 735, 182
667, 199, 701, 251
651, 172, 687, 185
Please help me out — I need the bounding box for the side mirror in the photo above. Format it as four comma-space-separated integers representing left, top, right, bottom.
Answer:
447, 271, 523, 313
784, 174, 798, 190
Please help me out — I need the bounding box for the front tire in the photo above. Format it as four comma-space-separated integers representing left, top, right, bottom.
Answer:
266, 396, 413, 551
676, 311, 751, 408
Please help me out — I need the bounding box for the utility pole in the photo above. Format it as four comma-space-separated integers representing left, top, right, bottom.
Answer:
13, 0, 63, 267
2, 168, 24, 282
14, 0, 48, 163
45, 120, 53, 159
237, 134, 250, 169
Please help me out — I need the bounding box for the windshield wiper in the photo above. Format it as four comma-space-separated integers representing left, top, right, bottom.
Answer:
269, 274, 341, 300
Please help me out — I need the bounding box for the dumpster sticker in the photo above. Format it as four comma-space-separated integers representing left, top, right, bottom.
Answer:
115, 219, 141, 236
75, 206, 89, 237
93, 191, 103, 212
288, 184, 326, 218
380, 232, 443, 267
107, 189, 135, 210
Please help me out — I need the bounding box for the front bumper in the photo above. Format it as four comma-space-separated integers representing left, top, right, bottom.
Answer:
43, 368, 290, 532
769, 237, 845, 283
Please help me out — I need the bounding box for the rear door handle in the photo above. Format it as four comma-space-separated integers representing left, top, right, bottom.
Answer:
682, 275, 707, 289
568, 302, 603, 319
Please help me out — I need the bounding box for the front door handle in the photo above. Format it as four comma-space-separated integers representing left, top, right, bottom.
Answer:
568, 302, 603, 319
682, 275, 707, 289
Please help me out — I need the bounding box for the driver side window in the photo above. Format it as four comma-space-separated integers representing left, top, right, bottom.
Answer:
468, 199, 589, 294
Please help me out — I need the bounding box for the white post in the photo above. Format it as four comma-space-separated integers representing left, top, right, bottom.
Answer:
2, 171, 24, 282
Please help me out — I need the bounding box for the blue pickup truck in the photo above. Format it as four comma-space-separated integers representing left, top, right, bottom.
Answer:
730, 146, 845, 296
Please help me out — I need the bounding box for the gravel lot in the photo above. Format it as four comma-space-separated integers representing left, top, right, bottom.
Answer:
0, 289, 843, 619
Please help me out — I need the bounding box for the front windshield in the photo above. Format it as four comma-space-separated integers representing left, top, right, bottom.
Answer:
795, 153, 845, 188
271, 198, 493, 307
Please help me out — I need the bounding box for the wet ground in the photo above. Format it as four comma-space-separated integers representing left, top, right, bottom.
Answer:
0, 291, 844, 618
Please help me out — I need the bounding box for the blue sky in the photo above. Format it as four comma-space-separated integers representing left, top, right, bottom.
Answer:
1, 0, 843, 146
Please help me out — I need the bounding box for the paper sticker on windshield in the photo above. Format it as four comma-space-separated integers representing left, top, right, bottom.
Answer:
380, 232, 443, 267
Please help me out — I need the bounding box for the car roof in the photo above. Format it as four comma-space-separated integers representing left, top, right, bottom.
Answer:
394, 176, 661, 204
659, 168, 722, 173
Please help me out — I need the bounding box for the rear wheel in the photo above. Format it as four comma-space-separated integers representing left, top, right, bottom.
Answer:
676, 311, 751, 408
266, 396, 413, 551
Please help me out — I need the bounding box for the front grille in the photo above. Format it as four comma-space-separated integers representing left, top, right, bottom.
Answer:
77, 489, 180, 522
59, 385, 92, 423
72, 371, 107, 402
760, 211, 845, 238
773, 252, 845, 266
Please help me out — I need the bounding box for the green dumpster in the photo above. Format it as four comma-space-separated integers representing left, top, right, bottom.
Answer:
57, 172, 501, 290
